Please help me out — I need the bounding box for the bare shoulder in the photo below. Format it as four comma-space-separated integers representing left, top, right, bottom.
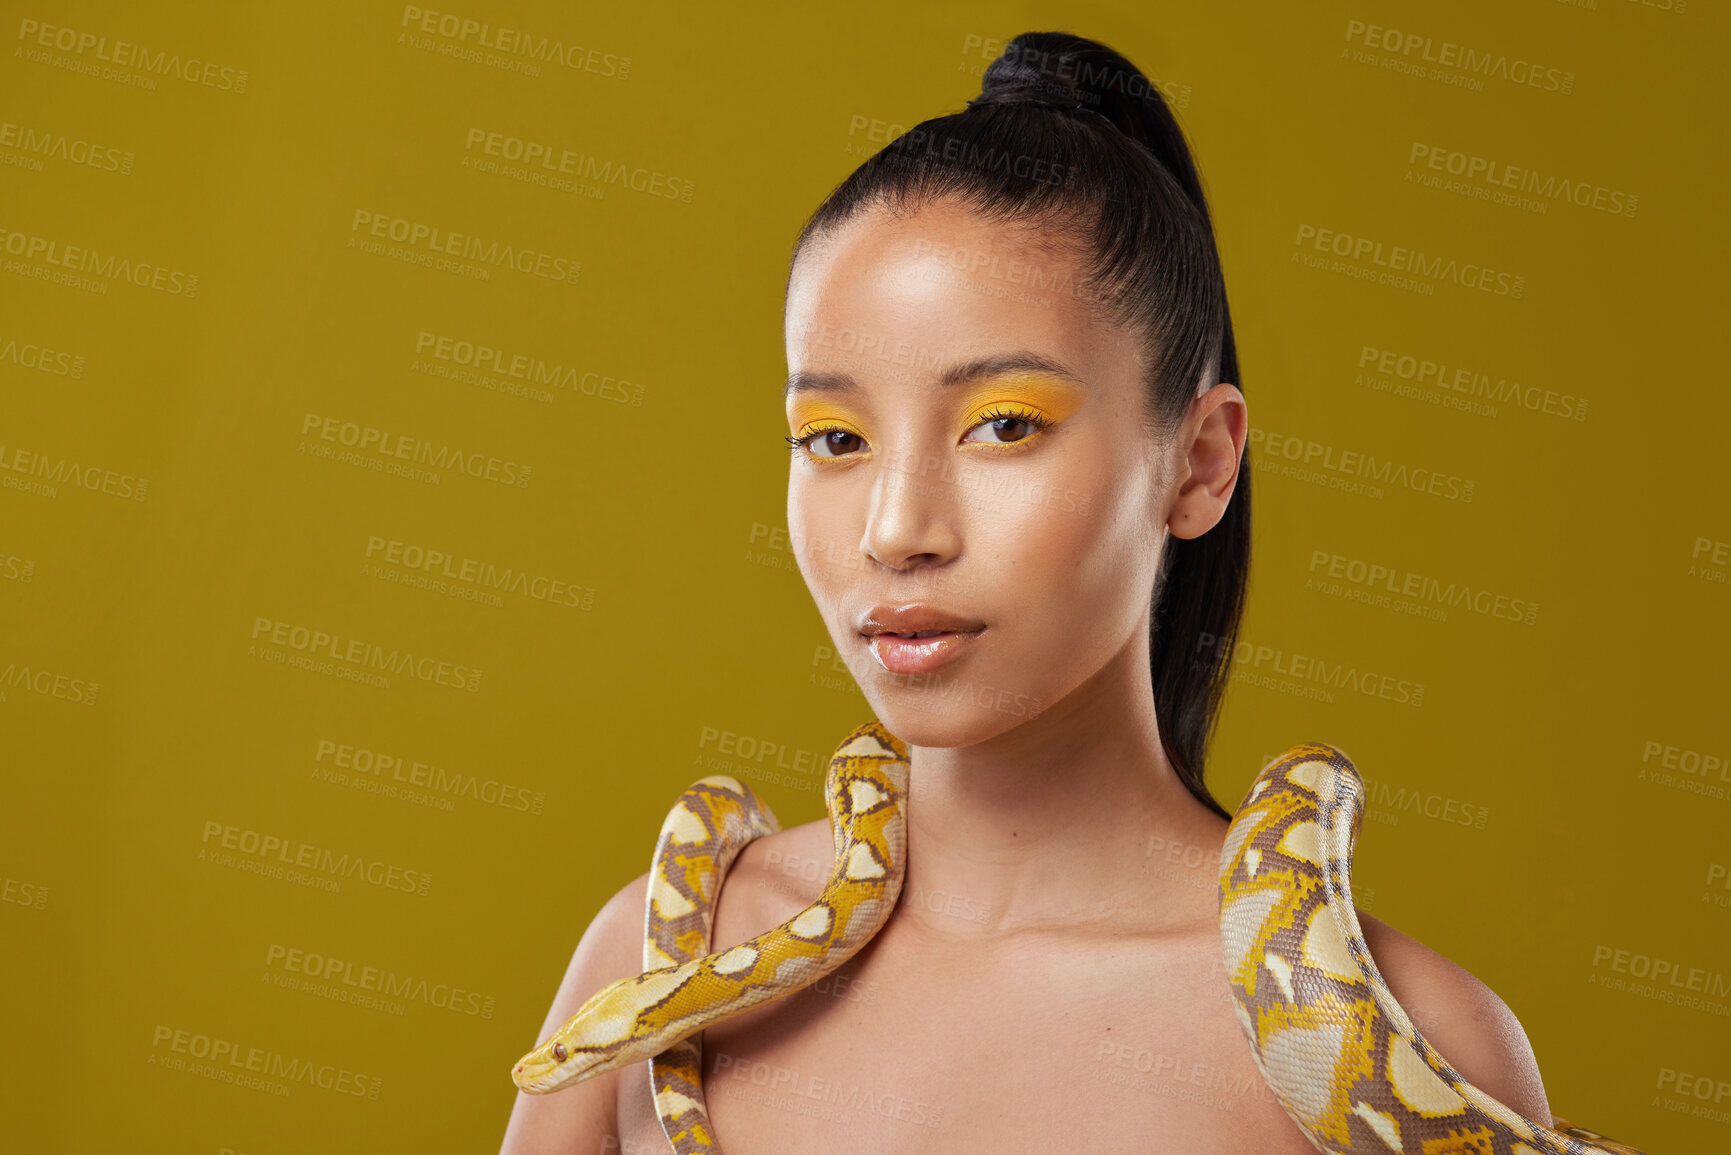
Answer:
499, 868, 652, 1153
499, 814, 838, 1151
1356, 910, 1552, 1124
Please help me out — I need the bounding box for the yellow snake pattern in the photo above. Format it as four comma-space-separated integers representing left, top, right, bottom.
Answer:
510, 722, 910, 1131
1221, 742, 1646, 1154
641, 775, 781, 1153
511, 723, 1649, 1154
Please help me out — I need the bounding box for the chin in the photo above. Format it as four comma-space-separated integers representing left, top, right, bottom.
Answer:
861, 690, 1038, 750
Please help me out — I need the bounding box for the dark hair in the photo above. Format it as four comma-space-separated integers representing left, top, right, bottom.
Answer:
790, 31, 1249, 819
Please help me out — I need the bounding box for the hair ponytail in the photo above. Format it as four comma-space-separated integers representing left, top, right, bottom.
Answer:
794, 31, 1250, 819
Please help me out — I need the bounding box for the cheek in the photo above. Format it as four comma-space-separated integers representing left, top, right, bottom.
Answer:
986, 488, 1143, 607
789, 477, 858, 611
969, 453, 1158, 666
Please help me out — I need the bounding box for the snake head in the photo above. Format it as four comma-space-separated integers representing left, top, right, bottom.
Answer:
512, 966, 696, 1094
512, 1031, 596, 1095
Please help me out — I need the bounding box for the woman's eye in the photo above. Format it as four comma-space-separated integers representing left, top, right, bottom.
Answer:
811, 430, 864, 457
962, 407, 1052, 446
788, 408, 1052, 460
789, 429, 866, 458
964, 416, 1036, 445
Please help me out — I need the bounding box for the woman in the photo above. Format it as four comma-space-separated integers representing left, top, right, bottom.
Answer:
502, 31, 1552, 1152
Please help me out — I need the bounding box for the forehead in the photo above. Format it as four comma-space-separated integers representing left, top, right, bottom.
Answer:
785, 199, 1133, 395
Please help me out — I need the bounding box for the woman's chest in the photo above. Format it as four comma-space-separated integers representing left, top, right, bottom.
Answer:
614, 928, 1318, 1153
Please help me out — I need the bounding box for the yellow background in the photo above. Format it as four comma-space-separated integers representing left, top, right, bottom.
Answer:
3, 1, 1726, 1151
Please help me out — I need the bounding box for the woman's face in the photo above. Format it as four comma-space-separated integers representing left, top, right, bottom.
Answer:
784, 198, 1230, 748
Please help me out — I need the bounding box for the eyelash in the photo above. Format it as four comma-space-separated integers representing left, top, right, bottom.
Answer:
784, 404, 1057, 458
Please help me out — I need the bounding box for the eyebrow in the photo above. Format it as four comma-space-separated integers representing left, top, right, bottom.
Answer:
783, 352, 1089, 400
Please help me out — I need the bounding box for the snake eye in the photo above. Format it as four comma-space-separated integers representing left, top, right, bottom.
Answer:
552, 1042, 568, 1063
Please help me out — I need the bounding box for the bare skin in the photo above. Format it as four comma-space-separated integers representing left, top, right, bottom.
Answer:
500, 199, 1551, 1153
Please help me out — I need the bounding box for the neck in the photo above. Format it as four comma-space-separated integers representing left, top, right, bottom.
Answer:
894, 637, 1227, 940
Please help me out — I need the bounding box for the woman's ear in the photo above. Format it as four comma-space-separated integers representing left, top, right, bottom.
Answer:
1167, 383, 1247, 541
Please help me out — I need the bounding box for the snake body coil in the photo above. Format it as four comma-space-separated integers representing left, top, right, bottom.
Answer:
511, 724, 1645, 1155
511, 722, 909, 1116
641, 775, 780, 1153
1222, 742, 1645, 1155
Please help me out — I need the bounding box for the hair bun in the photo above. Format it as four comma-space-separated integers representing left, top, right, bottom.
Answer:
972, 55, 1093, 118
973, 31, 1207, 221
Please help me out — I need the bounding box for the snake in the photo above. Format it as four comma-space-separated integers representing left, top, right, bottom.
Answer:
511, 720, 910, 1154
1221, 742, 1646, 1155
511, 723, 1647, 1155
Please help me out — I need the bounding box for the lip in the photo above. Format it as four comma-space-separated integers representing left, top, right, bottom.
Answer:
858, 602, 986, 676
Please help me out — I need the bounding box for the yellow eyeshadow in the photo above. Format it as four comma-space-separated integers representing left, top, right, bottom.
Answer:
953, 376, 1087, 435
787, 375, 1088, 443
787, 402, 862, 439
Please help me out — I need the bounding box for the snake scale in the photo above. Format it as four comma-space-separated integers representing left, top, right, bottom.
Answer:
512, 722, 1646, 1155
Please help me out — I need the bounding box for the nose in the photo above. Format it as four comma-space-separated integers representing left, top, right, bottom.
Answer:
859, 444, 963, 572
